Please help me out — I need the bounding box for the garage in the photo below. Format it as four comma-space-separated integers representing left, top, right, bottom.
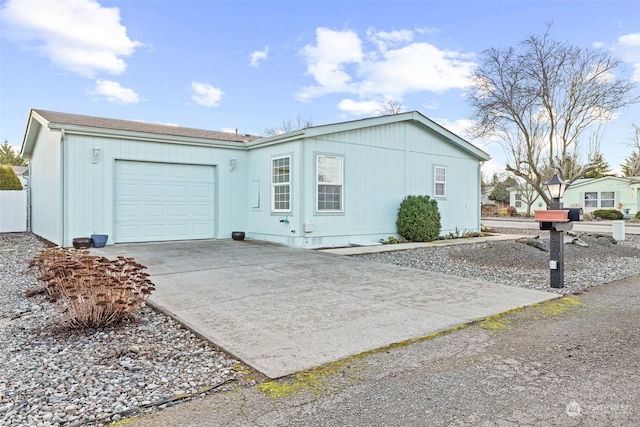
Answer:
114, 160, 215, 243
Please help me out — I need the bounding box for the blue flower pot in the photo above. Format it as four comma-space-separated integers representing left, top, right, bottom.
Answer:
91, 234, 109, 248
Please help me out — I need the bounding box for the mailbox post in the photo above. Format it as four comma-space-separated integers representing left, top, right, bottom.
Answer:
545, 173, 568, 288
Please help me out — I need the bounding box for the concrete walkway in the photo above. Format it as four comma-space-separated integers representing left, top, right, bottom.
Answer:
92, 235, 558, 379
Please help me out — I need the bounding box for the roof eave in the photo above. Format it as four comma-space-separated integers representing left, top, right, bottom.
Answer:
21, 110, 46, 159
47, 123, 248, 149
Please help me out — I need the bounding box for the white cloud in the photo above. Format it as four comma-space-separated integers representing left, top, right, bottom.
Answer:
1, 0, 141, 78
617, 33, 640, 82
92, 80, 139, 103
367, 28, 413, 52
431, 118, 475, 140
298, 27, 363, 101
337, 99, 382, 116
297, 27, 476, 108
250, 46, 269, 67
190, 82, 224, 107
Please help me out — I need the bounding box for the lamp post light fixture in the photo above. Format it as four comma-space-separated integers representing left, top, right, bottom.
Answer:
545, 172, 568, 288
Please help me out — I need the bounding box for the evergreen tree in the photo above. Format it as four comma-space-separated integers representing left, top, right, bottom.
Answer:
582, 153, 612, 178
0, 140, 28, 166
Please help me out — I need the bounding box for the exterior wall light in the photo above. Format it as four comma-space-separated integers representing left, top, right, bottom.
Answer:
229, 157, 236, 171
91, 147, 101, 164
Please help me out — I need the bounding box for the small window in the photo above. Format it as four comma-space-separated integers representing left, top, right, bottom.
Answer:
515, 193, 522, 208
600, 191, 615, 208
317, 155, 343, 212
434, 167, 446, 197
272, 156, 290, 212
584, 192, 598, 208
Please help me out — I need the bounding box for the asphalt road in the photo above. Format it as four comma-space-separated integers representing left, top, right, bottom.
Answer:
482, 217, 640, 235
128, 276, 640, 427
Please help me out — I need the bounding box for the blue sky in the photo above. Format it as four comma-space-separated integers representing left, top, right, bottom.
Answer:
1, 0, 639, 176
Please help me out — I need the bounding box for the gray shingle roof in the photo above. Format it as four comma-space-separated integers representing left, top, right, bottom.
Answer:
33, 109, 261, 143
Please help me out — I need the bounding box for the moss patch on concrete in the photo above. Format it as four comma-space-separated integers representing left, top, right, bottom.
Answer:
259, 297, 584, 400
538, 297, 583, 316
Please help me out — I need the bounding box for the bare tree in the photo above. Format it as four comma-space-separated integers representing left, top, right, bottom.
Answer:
377, 100, 405, 116
469, 26, 639, 206
622, 124, 640, 177
263, 115, 313, 136
514, 178, 542, 216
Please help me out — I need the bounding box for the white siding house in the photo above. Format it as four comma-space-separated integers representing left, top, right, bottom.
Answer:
21, 109, 490, 248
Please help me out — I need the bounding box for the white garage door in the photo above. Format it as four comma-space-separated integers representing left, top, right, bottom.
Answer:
114, 161, 215, 243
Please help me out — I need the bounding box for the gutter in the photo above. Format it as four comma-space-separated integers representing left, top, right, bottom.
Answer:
60, 128, 65, 247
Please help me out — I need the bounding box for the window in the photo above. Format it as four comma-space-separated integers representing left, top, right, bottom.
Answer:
515, 193, 522, 208
585, 191, 615, 208
601, 191, 615, 208
584, 192, 598, 208
434, 167, 446, 197
317, 155, 343, 212
272, 156, 290, 212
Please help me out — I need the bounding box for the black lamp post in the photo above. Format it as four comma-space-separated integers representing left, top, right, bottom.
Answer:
545, 173, 568, 288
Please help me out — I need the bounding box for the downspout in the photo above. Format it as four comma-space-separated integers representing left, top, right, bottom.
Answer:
60, 128, 65, 247
26, 163, 32, 232
298, 137, 305, 246
478, 161, 484, 231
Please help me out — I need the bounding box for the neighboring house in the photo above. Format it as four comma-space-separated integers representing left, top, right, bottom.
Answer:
510, 176, 640, 217
20, 109, 490, 248
11, 165, 28, 187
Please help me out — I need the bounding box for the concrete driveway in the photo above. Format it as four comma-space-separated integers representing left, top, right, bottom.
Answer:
93, 238, 558, 378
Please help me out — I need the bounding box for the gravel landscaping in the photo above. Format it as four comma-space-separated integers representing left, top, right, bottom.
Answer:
2, 228, 639, 426
0, 233, 256, 427
357, 227, 640, 295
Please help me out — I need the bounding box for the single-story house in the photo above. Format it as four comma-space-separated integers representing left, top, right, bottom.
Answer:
510, 176, 640, 217
20, 109, 490, 248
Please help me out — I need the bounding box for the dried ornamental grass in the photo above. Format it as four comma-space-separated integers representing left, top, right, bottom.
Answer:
29, 248, 155, 328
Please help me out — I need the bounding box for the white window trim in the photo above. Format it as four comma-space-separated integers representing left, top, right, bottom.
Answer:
434, 166, 446, 198
600, 191, 615, 208
316, 154, 344, 213
271, 155, 291, 213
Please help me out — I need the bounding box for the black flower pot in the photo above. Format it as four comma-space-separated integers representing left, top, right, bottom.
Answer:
72, 237, 92, 249
231, 231, 245, 241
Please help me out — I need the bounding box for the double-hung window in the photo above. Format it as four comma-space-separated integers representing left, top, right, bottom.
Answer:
600, 191, 615, 208
584, 191, 615, 208
317, 155, 343, 212
434, 166, 446, 197
515, 193, 522, 208
584, 192, 598, 208
272, 156, 291, 212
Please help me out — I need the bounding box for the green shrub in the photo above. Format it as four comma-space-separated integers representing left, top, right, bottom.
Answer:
0, 165, 22, 190
396, 195, 441, 242
635, 211, 640, 220
592, 209, 624, 220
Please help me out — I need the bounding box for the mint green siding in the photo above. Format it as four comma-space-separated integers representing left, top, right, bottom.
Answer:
563, 177, 639, 216
22, 110, 488, 248
510, 177, 640, 217
28, 123, 62, 244
247, 118, 486, 248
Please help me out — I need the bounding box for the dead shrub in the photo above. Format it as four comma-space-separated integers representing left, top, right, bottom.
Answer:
29, 248, 155, 328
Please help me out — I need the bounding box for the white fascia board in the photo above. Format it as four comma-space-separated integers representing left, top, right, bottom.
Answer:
46, 123, 247, 150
